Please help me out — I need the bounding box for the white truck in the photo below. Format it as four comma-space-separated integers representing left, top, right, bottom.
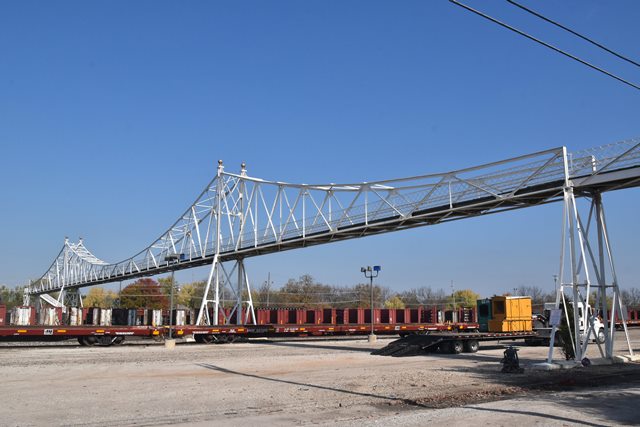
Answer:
528, 302, 605, 345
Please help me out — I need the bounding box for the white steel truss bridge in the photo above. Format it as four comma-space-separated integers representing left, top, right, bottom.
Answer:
25, 138, 640, 362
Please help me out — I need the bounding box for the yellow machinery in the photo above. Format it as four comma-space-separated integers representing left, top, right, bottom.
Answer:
488, 296, 532, 332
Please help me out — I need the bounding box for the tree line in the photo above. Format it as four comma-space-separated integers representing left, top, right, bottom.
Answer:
2, 279, 640, 310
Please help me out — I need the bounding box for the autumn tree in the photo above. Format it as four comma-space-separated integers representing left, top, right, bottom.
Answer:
384, 295, 405, 309
83, 287, 118, 308
177, 281, 205, 309
352, 283, 392, 308
451, 289, 481, 309
120, 278, 168, 309
274, 275, 334, 307
621, 288, 640, 308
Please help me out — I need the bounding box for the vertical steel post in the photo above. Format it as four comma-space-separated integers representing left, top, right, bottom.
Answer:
361, 266, 380, 340
370, 274, 374, 336
169, 269, 175, 339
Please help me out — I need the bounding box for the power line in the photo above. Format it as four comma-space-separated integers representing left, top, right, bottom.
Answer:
506, 0, 640, 69
449, 0, 640, 91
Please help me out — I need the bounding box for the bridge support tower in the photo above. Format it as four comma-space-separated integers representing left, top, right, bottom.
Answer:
548, 150, 634, 363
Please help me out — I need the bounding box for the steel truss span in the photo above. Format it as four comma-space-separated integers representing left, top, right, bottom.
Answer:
27, 138, 640, 297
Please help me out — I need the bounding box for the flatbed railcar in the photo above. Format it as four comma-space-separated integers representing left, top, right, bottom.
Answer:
0, 321, 480, 346
182, 321, 480, 343
0, 325, 163, 345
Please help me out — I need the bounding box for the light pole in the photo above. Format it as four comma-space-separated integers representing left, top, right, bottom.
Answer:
553, 274, 558, 294
361, 265, 381, 342
164, 254, 182, 339
451, 280, 456, 310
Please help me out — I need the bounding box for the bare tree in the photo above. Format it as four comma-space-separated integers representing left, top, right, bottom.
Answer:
621, 287, 640, 308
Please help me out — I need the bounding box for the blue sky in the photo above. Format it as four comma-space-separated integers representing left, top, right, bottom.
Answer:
1, 1, 638, 297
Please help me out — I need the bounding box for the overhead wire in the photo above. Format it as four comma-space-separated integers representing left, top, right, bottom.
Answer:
506, 0, 640, 69
448, 0, 640, 91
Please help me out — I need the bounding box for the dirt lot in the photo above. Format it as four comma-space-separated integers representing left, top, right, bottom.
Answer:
1, 330, 639, 426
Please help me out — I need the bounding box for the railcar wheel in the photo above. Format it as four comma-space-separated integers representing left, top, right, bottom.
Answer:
450, 340, 464, 354
202, 334, 215, 344
112, 337, 125, 346
79, 336, 97, 346
463, 339, 479, 353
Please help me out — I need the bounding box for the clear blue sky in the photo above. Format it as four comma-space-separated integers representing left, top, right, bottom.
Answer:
1, 1, 639, 297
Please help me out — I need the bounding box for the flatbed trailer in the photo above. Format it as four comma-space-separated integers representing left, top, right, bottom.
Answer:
179, 322, 480, 343
372, 330, 540, 357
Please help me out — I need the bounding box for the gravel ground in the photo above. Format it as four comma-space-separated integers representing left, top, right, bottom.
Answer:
1, 330, 639, 426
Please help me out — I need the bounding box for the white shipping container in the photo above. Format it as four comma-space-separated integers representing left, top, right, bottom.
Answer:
11, 307, 32, 325
175, 310, 186, 326
151, 309, 163, 326
100, 308, 112, 326
40, 308, 60, 325
91, 308, 101, 326
69, 307, 83, 326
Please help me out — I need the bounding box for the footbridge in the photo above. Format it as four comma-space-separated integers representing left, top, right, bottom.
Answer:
25, 138, 640, 362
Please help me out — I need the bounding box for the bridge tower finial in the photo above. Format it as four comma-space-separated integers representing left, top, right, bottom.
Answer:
241, 162, 247, 176
217, 160, 224, 177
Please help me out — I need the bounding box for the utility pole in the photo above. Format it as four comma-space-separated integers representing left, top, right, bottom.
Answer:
451, 280, 456, 310
266, 272, 271, 307
361, 265, 381, 343
164, 254, 182, 341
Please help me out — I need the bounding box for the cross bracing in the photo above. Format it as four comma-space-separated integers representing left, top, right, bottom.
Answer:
27, 138, 640, 297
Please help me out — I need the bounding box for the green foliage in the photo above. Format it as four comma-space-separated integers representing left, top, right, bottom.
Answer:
120, 278, 168, 309
589, 291, 613, 309
558, 303, 576, 360
451, 289, 481, 309
83, 287, 118, 308
177, 281, 205, 309
158, 276, 176, 299
384, 295, 405, 309
0, 285, 26, 309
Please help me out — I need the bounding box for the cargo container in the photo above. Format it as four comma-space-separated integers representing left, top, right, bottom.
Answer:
477, 298, 492, 332
488, 296, 532, 332
67, 307, 83, 326
40, 307, 62, 326
11, 306, 35, 326
150, 309, 163, 326
491, 296, 532, 321
174, 309, 187, 326
100, 308, 113, 326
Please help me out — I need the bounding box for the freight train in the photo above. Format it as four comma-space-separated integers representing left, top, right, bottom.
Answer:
1, 299, 637, 350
